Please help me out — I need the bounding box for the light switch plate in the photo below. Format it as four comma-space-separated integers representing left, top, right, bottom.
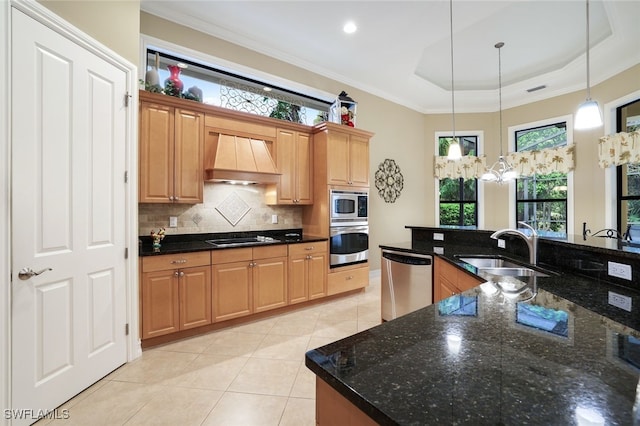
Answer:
434, 233, 444, 241
608, 291, 632, 312
608, 261, 632, 280
169, 216, 178, 228
271, 214, 278, 224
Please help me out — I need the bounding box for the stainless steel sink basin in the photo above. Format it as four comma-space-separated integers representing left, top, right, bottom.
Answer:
457, 256, 551, 278
205, 236, 280, 247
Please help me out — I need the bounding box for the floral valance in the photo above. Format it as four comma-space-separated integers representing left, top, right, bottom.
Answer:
598, 131, 640, 168
434, 155, 487, 179
505, 145, 575, 177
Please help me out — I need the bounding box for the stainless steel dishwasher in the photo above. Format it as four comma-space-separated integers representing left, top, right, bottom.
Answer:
381, 249, 433, 321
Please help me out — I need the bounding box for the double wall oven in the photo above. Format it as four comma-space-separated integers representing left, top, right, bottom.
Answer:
329, 189, 369, 268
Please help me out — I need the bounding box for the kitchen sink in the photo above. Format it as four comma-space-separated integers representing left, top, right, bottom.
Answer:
205, 236, 280, 247
457, 256, 552, 278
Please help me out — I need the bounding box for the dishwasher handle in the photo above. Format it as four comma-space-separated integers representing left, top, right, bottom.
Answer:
382, 249, 432, 266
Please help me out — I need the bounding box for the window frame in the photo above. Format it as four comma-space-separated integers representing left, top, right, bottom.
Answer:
508, 115, 574, 234
434, 131, 484, 228
615, 98, 640, 237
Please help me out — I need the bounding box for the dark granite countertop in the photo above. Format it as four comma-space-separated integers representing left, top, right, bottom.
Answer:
138, 228, 327, 257
306, 235, 640, 425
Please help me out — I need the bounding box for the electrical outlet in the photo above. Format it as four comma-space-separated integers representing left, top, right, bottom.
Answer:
169, 216, 178, 228
434, 233, 444, 241
608, 261, 632, 280
271, 214, 278, 224
497, 239, 506, 249
433, 246, 444, 254
608, 291, 632, 312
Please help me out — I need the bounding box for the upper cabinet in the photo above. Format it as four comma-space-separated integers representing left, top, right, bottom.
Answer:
314, 122, 372, 187
139, 93, 204, 203
266, 128, 313, 205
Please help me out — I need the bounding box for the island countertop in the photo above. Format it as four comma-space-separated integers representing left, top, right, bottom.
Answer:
305, 236, 640, 425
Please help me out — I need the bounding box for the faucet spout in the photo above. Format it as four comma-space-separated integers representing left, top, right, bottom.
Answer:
490, 221, 538, 265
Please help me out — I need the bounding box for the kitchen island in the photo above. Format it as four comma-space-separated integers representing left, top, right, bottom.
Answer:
305, 229, 640, 425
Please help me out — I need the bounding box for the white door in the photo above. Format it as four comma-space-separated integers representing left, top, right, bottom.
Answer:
11, 7, 128, 422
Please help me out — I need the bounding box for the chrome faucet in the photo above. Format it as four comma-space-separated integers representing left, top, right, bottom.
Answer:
490, 221, 538, 265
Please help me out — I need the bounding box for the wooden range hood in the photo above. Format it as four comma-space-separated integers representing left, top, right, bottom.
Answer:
204, 133, 281, 184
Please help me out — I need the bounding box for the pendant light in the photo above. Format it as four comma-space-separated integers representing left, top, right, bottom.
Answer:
575, 0, 603, 130
481, 42, 517, 184
446, 0, 462, 160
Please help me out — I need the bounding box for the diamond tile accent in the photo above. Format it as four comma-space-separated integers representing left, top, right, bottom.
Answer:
216, 191, 250, 226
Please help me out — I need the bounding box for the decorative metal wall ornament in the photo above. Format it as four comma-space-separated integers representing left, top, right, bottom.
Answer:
375, 159, 404, 203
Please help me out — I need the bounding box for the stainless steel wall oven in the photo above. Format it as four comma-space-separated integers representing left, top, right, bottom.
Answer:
329, 225, 369, 268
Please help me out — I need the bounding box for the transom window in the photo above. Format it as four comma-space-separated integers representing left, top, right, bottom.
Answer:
144, 49, 330, 126
515, 122, 568, 238
438, 136, 479, 228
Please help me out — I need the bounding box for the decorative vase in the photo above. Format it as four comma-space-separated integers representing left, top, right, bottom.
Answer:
144, 52, 161, 92
165, 65, 184, 97
188, 86, 203, 102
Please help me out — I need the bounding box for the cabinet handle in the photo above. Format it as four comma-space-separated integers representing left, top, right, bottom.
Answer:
174, 271, 179, 277
249, 262, 256, 268
174, 196, 179, 201
179, 271, 184, 277
171, 259, 187, 264
305, 247, 314, 251
347, 275, 354, 280
169, 196, 174, 201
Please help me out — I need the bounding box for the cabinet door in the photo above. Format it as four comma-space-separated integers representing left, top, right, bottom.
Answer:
139, 102, 174, 203
349, 135, 370, 186
288, 255, 308, 304
274, 129, 296, 204
179, 265, 212, 330
327, 131, 350, 185
457, 271, 483, 292
435, 276, 458, 303
212, 261, 252, 322
308, 253, 328, 300
295, 132, 313, 204
174, 108, 204, 203
141, 270, 179, 339
253, 257, 288, 313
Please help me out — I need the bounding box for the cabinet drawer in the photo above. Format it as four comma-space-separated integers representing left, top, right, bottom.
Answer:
205, 115, 276, 139
253, 244, 288, 259
142, 251, 211, 273
211, 247, 253, 264
289, 241, 327, 257
327, 266, 369, 296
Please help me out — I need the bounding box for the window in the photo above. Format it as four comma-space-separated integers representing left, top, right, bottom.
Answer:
616, 98, 640, 240
144, 49, 331, 126
515, 122, 568, 238
438, 135, 478, 227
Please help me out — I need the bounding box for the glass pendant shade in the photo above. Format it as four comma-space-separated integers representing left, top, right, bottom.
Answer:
575, 99, 603, 130
447, 138, 462, 160
480, 156, 517, 184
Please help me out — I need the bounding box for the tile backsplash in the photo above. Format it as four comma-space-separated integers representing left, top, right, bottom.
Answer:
138, 183, 302, 236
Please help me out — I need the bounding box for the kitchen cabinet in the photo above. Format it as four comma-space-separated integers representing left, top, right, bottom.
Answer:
433, 256, 483, 303
139, 99, 204, 203
288, 241, 328, 304
211, 245, 288, 321
327, 265, 369, 296
316, 378, 377, 426
141, 251, 211, 339
266, 128, 313, 205
312, 122, 372, 189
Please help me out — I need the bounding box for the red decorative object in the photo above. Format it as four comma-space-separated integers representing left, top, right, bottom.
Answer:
165, 65, 183, 97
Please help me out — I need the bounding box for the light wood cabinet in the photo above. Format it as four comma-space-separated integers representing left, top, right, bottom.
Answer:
433, 257, 483, 303
288, 241, 328, 304
328, 265, 369, 296
326, 129, 370, 187
212, 245, 288, 321
267, 128, 313, 205
139, 101, 204, 203
141, 251, 211, 339
316, 378, 377, 426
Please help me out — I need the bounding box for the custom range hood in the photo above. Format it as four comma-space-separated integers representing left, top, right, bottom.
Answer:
204, 133, 280, 184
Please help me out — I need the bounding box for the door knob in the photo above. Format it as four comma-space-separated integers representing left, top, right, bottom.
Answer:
18, 267, 52, 280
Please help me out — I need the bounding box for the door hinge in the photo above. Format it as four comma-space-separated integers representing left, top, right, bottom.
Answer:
124, 92, 131, 107
125, 323, 129, 335
125, 247, 129, 259
124, 171, 128, 183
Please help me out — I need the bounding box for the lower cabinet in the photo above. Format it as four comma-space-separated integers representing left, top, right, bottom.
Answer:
211, 245, 288, 322
327, 265, 369, 296
434, 256, 483, 303
316, 378, 377, 426
288, 241, 328, 304
141, 251, 212, 339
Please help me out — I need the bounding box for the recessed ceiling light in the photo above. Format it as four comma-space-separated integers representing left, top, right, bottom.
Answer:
343, 21, 357, 34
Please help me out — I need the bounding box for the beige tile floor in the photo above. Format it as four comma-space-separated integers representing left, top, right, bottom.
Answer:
38, 275, 381, 426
